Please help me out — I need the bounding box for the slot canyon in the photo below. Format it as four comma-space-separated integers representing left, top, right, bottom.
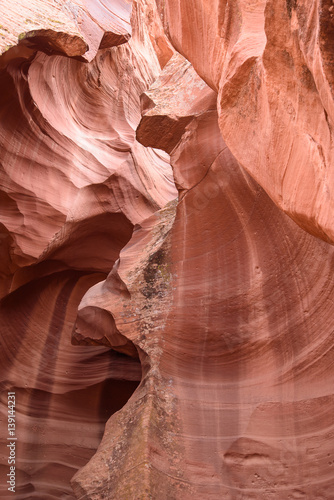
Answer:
0, 0, 334, 498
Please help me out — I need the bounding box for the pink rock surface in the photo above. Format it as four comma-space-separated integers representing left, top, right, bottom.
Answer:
0, 0, 334, 499
158, 0, 334, 244
0, 1, 176, 497
72, 53, 334, 498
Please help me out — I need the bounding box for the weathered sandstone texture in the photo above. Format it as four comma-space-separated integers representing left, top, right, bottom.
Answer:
1, 0, 334, 499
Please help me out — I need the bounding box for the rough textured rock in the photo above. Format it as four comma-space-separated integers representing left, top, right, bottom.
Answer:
1, 0, 334, 499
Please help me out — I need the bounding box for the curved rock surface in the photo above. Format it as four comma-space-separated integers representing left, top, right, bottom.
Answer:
0, 0, 334, 499
72, 50, 334, 499
158, 0, 334, 244
0, 1, 176, 498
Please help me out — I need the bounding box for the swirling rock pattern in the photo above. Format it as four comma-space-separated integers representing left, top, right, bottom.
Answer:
0, 0, 334, 499
0, 0, 176, 498
72, 52, 334, 498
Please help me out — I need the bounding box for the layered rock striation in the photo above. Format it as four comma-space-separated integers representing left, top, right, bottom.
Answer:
0, 0, 334, 499
72, 45, 334, 499
158, 0, 334, 244
0, 1, 176, 497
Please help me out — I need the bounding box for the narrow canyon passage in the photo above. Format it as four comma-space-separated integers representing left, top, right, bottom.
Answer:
0, 270, 141, 499
0, 1, 177, 497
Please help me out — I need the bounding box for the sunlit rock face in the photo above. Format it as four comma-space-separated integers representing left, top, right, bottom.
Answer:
1, 0, 334, 499
0, 0, 133, 62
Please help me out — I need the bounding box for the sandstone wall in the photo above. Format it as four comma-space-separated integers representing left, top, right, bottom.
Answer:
0, 1, 334, 499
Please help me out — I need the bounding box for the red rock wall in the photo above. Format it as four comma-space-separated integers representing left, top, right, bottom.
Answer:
1, 0, 334, 499
158, 0, 334, 243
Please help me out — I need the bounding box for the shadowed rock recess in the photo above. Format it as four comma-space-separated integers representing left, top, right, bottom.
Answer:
0, 0, 334, 499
